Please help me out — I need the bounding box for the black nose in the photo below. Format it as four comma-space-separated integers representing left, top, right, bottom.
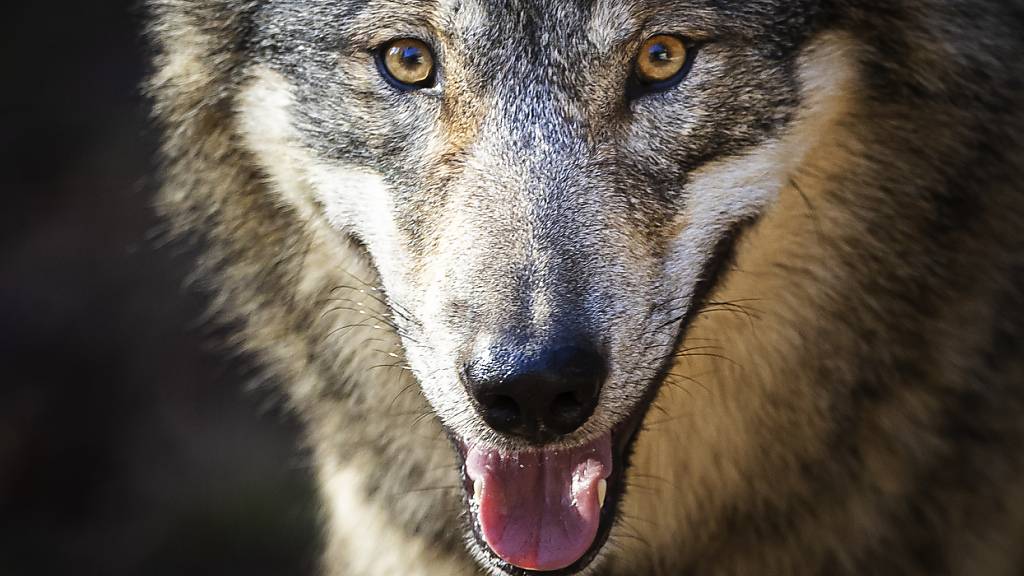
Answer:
464, 342, 606, 441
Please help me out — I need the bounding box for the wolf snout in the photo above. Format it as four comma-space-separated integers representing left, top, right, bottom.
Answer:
463, 341, 607, 442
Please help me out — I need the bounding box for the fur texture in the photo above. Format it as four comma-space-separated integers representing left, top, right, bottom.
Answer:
148, 1, 1024, 574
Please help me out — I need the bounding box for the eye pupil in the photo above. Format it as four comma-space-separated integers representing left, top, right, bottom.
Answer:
649, 44, 670, 62
400, 47, 422, 66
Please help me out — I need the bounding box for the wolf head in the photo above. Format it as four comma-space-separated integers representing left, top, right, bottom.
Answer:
230, 1, 838, 569
150, 0, 1024, 574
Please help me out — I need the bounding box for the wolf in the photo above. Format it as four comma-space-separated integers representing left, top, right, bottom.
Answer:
147, 0, 1024, 574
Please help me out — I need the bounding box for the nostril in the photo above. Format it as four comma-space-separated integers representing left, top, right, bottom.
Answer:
482, 395, 522, 431
551, 391, 582, 415
548, 391, 588, 434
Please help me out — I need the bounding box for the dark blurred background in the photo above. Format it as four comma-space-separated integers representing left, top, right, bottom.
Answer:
1, 3, 320, 575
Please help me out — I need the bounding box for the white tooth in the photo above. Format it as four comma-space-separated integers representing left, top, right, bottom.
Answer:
598, 479, 607, 508
474, 478, 483, 503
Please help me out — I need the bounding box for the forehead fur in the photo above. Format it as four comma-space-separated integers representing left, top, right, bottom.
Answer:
253, 0, 827, 48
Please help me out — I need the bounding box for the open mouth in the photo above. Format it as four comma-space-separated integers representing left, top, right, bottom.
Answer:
453, 407, 647, 575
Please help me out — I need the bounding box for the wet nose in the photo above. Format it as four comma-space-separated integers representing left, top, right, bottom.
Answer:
464, 342, 606, 441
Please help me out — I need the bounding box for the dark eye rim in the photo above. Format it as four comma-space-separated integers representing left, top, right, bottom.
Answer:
374, 38, 438, 92
627, 36, 700, 100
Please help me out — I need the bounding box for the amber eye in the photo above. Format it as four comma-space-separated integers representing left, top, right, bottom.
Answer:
378, 38, 436, 90
635, 34, 689, 86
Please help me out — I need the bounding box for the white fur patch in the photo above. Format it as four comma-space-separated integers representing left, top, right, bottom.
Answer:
661, 33, 859, 302
236, 68, 320, 222
236, 67, 414, 298
235, 67, 415, 406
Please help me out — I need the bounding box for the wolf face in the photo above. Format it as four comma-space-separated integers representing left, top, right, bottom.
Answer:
230, 0, 844, 572
151, 0, 1024, 574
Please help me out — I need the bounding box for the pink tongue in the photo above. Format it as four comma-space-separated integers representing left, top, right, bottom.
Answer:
465, 435, 612, 572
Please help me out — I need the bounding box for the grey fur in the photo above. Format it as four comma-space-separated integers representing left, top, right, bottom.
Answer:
148, 1, 1024, 574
